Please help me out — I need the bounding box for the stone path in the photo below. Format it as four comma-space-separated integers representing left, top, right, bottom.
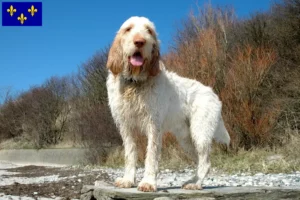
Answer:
81, 181, 300, 200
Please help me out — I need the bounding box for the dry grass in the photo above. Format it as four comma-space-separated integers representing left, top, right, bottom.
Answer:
0, 136, 35, 149
103, 132, 193, 169
0, 133, 82, 149
211, 132, 300, 174
103, 132, 300, 174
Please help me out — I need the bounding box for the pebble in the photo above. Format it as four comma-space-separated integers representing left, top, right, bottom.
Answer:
99, 167, 300, 188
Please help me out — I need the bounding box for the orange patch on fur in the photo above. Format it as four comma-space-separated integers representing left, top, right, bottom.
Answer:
132, 66, 141, 76
114, 178, 134, 188
107, 33, 123, 75
137, 182, 156, 192
182, 183, 203, 190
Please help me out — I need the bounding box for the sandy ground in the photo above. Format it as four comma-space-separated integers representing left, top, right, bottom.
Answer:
0, 161, 111, 200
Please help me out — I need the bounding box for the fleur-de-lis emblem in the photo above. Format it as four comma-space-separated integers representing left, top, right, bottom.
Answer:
7, 5, 16, 16
28, 5, 38, 16
17, 13, 27, 24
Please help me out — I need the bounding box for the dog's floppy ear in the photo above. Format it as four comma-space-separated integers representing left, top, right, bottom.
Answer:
149, 44, 160, 76
107, 34, 123, 75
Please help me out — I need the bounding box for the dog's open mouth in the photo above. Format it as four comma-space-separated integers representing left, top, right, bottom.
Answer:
129, 52, 144, 67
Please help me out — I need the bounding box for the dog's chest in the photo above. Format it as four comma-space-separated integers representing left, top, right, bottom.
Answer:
115, 83, 153, 125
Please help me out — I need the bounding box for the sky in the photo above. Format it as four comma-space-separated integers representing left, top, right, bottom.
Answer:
0, 0, 272, 97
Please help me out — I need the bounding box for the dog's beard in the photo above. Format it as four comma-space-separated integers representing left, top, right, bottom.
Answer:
123, 48, 153, 81
128, 51, 144, 76
122, 60, 150, 82
131, 66, 141, 76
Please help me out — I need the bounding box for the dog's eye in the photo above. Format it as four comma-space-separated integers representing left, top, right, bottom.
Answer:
146, 28, 153, 35
125, 27, 132, 32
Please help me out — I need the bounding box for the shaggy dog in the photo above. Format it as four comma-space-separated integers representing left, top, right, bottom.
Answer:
106, 16, 230, 192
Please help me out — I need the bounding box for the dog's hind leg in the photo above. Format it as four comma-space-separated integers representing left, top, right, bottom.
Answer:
176, 126, 199, 188
176, 125, 198, 162
182, 144, 211, 190
182, 96, 222, 190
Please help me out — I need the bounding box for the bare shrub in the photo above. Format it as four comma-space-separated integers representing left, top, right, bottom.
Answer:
165, 3, 279, 150
167, 4, 236, 94
0, 98, 24, 141
70, 49, 121, 164
0, 77, 71, 148
220, 46, 277, 149
77, 102, 120, 164
270, 0, 300, 62
166, 28, 227, 93
44, 76, 72, 144
228, 0, 300, 132
20, 84, 69, 148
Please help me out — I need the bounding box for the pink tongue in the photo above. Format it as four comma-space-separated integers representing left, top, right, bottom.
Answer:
130, 55, 144, 67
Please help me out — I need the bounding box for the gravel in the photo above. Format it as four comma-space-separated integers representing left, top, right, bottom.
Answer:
0, 161, 300, 199
0, 193, 61, 200
102, 167, 300, 188
0, 162, 66, 186
1, 161, 300, 188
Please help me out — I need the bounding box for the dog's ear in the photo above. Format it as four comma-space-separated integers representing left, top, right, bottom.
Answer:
149, 44, 160, 76
107, 34, 123, 75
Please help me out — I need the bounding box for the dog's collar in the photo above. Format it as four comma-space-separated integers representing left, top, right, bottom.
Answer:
123, 77, 139, 85
125, 78, 135, 83
123, 77, 147, 87
123, 78, 139, 85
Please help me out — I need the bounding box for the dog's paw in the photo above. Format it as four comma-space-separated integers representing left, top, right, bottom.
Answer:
137, 182, 157, 192
114, 177, 134, 188
182, 183, 202, 190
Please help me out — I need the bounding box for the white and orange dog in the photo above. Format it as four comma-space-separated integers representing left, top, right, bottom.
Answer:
106, 16, 230, 192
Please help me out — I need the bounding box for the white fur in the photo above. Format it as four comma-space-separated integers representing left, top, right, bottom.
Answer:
106, 16, 230, 192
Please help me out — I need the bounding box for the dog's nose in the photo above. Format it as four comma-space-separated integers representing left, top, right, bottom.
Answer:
133, 35, 146, 48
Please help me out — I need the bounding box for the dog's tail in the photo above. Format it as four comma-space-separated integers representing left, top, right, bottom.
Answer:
214, 117, 230, 146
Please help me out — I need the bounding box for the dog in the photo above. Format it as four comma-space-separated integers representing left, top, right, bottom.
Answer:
106, 16, 230, 192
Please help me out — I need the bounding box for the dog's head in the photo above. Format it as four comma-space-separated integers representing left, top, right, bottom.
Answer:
107, 16, 161, 81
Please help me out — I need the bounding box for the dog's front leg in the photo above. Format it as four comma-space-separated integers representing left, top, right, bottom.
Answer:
138, 125, 161, 192
115, 126, 137, 188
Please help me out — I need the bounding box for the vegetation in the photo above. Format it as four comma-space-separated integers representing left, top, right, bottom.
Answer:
0, 0, 299, 172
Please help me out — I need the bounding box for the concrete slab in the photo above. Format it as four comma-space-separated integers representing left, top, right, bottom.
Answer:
81, 181, 300, 200
0, 149, 86, 166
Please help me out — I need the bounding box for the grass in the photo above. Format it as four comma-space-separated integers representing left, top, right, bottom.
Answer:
0, 134, 82, 150
1, 130, 299, 175
102, 132, 300, 174
0, 136, 36, 149
211, 147, 300, 174
211, 132, 300, 174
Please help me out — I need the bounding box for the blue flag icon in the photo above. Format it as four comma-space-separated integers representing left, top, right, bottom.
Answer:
2, 2, 42, 26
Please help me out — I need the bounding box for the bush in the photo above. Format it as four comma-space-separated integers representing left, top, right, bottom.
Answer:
0, 77, 71, 148
165, 3, 279, 150
220, 46, 277, 149
70, 49, 121, 164
0, 98, 24, 141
